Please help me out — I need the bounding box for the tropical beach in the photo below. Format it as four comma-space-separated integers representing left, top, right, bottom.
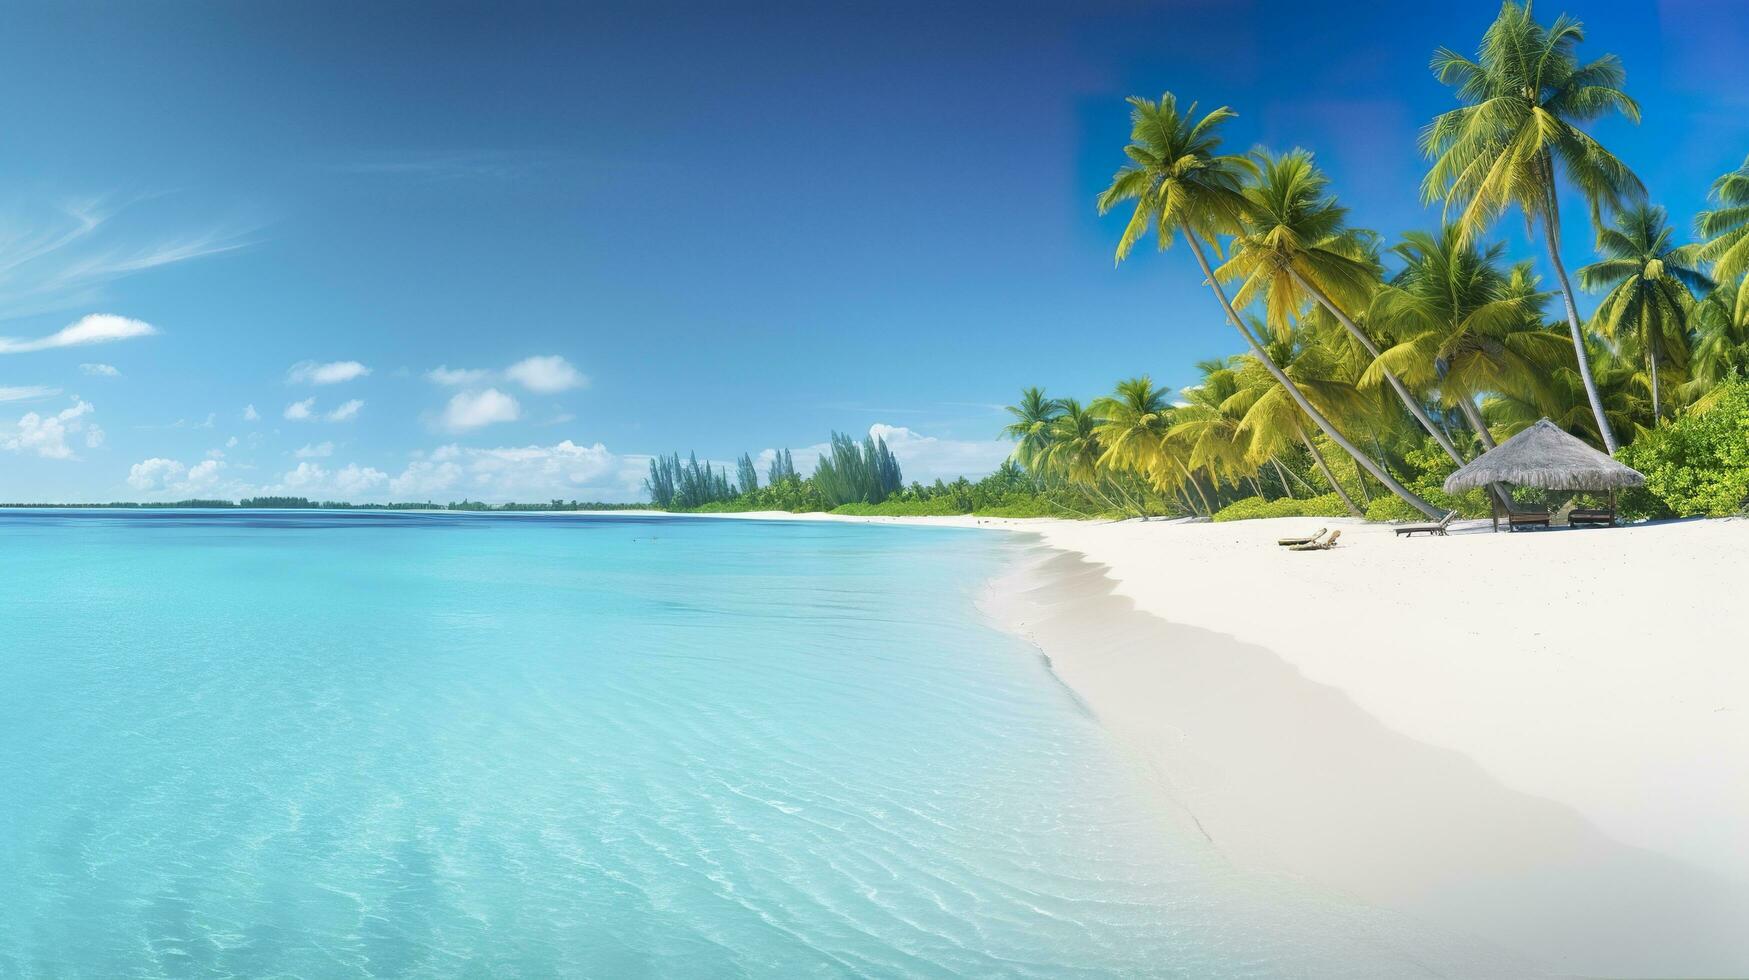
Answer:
719, 510, 1749, 975
6, 0, 1749, 976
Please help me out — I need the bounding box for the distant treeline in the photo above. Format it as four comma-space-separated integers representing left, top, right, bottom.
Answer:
645, 432, 905, 511
642, 431, 1087, 517
0, 498, 652, 511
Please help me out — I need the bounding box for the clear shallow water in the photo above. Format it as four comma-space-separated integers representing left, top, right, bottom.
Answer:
1, 510, 1486, 978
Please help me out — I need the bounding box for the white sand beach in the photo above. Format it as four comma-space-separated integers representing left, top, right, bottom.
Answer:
702, 511, 1749, 976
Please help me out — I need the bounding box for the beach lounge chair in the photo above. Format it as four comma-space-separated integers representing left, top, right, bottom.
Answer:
1394, 511, 1456, 537
1277, 527, 1327, 547
1288, 529, 1341, 551
1568, 507, 1615, 528
1507, 510, 1551, 530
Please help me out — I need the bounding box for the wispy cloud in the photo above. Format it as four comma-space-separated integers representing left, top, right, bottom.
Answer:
285, 397, 364, 423
0, 384, 60, 402
0, 198, 251, 320
0, 314, 156, 354
287, 360, 371, 385
425, 355, 587, 394
79, 362, 120, 377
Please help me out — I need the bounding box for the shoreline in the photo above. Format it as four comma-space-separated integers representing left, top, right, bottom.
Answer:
684, 510, 1749, 975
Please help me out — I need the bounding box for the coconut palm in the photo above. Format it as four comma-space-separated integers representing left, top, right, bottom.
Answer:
1091, 376, 1212, 514
1696, 155, 1749, 325
1577, 205, 1710, 422
1368, 228, 1572, 449
1683, 287, 1749, 409
1218, 149, 1467, 464
1043, 398, 1155, 517
1001, 387, 1064, 471
1223, 318, 1377, 517
1422, 0, 1643, 452
1098, 92, 1440, 516
1166, 359, 1258, 492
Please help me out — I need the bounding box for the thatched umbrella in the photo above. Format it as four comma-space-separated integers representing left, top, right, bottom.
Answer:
1444, 419, 1644, 530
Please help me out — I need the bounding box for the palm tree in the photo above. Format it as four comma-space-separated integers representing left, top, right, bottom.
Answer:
1223, 317, 1375, 517
1422, 0, 1643, 452
1166, 359, 1257, 493
1044, 398, 1150, 517
1092, 376, 1212, 514
1001, 387, 1064, 471
1368, 228, 1572, 449
1577, 205, 1710, 422
1696, 155, 1749, 325
1218, 149, 1467, 464
1685, 287, 1749, 407
1098, 93, 1440, 517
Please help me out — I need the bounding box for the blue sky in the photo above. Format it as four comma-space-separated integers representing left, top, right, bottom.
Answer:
1, 0, 1744, 502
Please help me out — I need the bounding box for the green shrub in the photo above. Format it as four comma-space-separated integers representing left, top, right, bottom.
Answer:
1364, 496, 1427, 523
1617, 381, 1749, 518
1212, 493, 1349, 522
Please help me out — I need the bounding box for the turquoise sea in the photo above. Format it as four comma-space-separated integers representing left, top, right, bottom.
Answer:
1, 511, 1486, 978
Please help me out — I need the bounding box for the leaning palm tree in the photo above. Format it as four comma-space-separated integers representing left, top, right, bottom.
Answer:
1696, 155, 1749, 325
1369, 228, 1573, 449
1223, 318, 1376, 517
1422, 0, 1643, 452
1577, 205, 1710, 422
1044, 398, 1150, 517
1001, 387, 1064, 472
1166, 359, 1259, 493
1098, 92, 1440, 517
1218, 148, 1467, 464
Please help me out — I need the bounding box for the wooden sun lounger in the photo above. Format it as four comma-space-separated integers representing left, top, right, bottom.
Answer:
1394, 511, 1456, 537
1508, 510, 1551, 530
1288, 529, 1341, 551
1277, 527, 1327, 547
1568, 508, 1616, 528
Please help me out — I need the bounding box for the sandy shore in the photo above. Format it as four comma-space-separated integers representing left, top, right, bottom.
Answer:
690, 510, 1749, 976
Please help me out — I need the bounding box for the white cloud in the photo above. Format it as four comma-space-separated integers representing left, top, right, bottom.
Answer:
755, 423, 1011, 488
206, 447, 225, 459
243, 404, 260, 421
183, 458, 225, 489
79, 363, 120, 377
284, 397, 315, 420
867, 423, 1012, 483
424, 356, 586, 393
127, 457, 186, 490
225, 435, 239, 448
505, 355, 586, 393
3, 399, 97, 459
440, 388, 520, 431
389, 439, 620, 499
426, 365, 492, 386
287, 360, 371, 385
333, 463, 388, 495
273, 460, 387, 497
0, 314, 156, 354
0, 385, 60, 402
295, 441, 334, 458
326, 399, 363, 422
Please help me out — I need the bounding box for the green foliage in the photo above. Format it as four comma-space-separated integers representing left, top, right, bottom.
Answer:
1617, 381, 1749, 517
645, 452, 737, 509
1212, 493, 1350, 522
1364, 496, 1427, 523
812, 432, 903, 507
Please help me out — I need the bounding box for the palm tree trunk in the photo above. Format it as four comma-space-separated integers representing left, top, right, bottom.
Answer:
1455, 395, 1517, 514
1538, 173, 1620, 452
1648, 343, 1660, 424
1185, 230, 1442, 518
1295, 423, 1365, 517
1172, 457, 1214, 515
1456, 396, 1496, 450
1270, 457, 1298, 499
1288, 267, 1467, 465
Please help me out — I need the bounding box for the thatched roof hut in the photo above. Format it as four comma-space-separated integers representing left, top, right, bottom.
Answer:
1444, 419, 1645, 493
